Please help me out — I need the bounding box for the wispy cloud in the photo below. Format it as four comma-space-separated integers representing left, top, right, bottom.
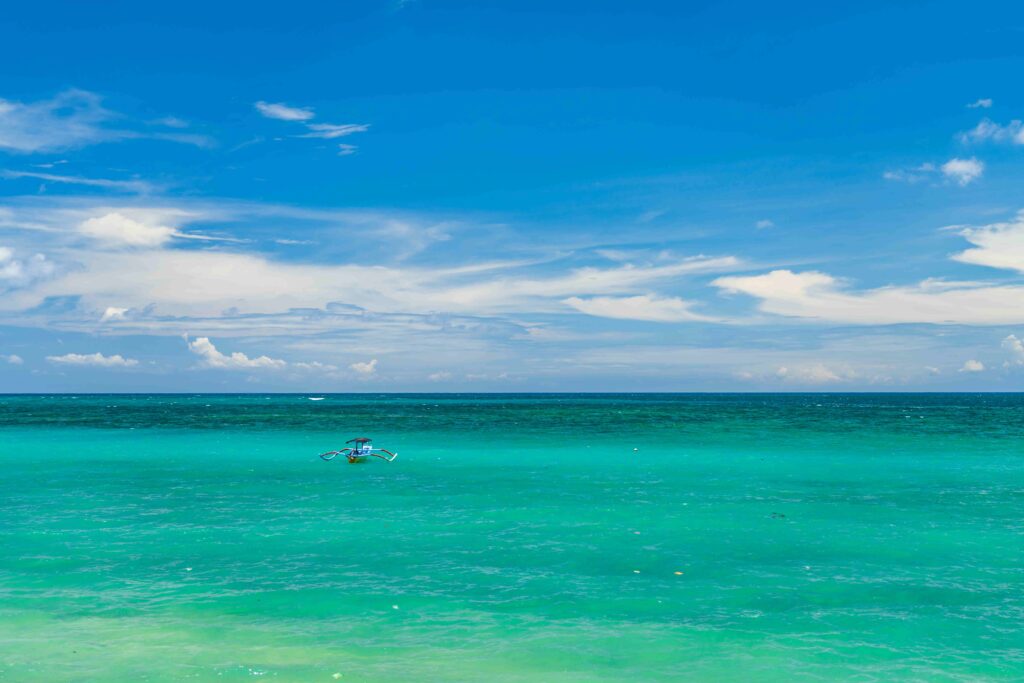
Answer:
1, 353, 23, 365
966, 98, 993, 109
563, 294, 714, 322
713, 268, 1024, 325
883, 163, 936, 184
254, 100, 368, 154
300, 123, 370, 139
774, 364, 844, 384
2, 170, 154, 193
0, 89, 212, 153
0, 90, 117, 153
254, 101, 315, 122
46, 351, 139, 367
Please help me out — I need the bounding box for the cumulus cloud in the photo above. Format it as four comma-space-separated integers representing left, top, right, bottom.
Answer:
941, 157, 984, 186
959, 359, 985, 372
350, 359, 378, 375
46, 352, 139, 367
2, 354, 23, 365
967, 98, 993, 109
563, 294, 714, 322
1002, 335, 1024, 364
187, 336, 287, 370
0, 246, 55, 289
79, 212, 178, 248
100, 307, 129, 322
957, 118, 1023, 145
254, 101, 315, 121
428, 371, 452, 381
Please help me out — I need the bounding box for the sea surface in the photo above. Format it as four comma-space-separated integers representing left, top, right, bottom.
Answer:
1, 393, 1023, 682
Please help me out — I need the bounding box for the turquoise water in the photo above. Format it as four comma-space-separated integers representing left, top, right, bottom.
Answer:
1, 393, 1023, 682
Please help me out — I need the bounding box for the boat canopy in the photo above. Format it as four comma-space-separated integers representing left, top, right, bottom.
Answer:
346, 437, 372, 444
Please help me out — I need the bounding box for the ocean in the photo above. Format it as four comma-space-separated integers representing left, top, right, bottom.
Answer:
1, 393, 1022, 681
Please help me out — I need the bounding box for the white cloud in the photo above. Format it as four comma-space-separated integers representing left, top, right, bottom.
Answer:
960, 359, 985, 372
883, 163, 936, 184
563, 294, 713, 322
0, 246, 55, 288
2, 170, 154, 193
254, 101, 315, 121
967, 98, 993, 109
337, 144, 358, 156
151, 116, 189, 128
300, 123, 370, 139
776, 364, 843, 384
957, 118, 1023, 145
292, 360, 339, 372
713, 269, 1024, 325
940, 157, 984, 186
1002, 335, 1024, 364
0, 89, 211, 153
428, 371, 452, 381
0, 223, 738, 326
883, 159, 983, 186
47, 352, 138, 368
951, 211, 1024, 273
100, 307, 129, 322
2, 354, 23, 365
755, 219, 774, 230
79, 212, 178, 248
0, 90, 116, 153
187, 336, 287, 370
350, 359, 378, 375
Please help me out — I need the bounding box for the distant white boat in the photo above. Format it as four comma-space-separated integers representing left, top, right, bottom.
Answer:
307, 397, 326, 401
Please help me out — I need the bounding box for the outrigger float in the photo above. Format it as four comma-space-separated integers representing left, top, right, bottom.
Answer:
320, 437, 397, 464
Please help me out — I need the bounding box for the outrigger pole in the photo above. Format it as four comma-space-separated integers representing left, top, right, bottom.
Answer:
372, 449, 398, 462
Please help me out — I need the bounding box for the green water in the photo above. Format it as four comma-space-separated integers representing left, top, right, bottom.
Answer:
1, 394, 1022, 681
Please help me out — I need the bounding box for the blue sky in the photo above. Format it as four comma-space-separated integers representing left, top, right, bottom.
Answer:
3, 0, 1024, 391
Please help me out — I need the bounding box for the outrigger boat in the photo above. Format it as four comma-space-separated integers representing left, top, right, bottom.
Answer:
320, 437, 397, 464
